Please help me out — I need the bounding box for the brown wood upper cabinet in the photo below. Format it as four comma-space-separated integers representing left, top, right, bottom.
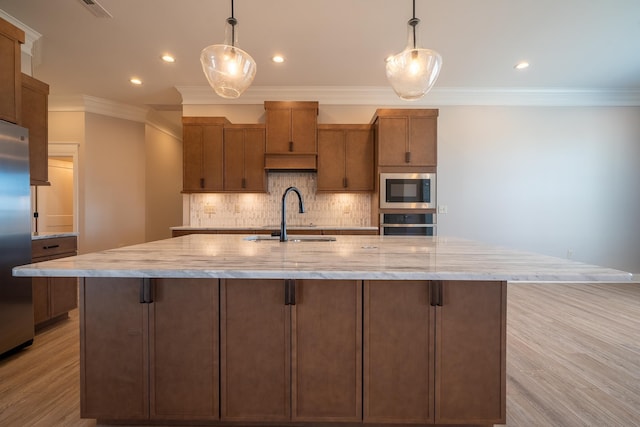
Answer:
221, 279, 362, 423
374, 109, 438, 167
21, 74, 50, 186
32, 236, 77, 327
0, 18, 24, 124
182, 117, 229, 192
317, 124, 374, 192
223, 124, 266, 192
264, 101, 318, 169
364, 280, 506, 425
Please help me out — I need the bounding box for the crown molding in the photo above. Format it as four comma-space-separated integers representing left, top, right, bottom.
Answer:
0, 9, 42, 56
49, 95, 148, 122
177, 85, 640, 107
49, 95, 181, 139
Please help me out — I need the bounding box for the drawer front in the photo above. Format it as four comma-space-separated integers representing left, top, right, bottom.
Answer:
32, 236, 77, 259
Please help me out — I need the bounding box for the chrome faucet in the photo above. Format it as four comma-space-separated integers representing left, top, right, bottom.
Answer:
280, 186, 305, 242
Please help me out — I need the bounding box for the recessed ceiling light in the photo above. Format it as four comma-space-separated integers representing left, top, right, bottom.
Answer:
130, 77, 143, 85
514, 61, 530, 70
272, 55, 285, 63
162, 54, 176, 63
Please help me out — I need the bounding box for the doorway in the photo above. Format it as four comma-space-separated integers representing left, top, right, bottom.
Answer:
32, 143, 79, 234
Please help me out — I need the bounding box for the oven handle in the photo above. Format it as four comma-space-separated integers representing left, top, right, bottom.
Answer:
380, 223, 436, 228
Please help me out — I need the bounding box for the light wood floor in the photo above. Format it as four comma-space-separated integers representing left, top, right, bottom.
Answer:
1, 282, 638, 426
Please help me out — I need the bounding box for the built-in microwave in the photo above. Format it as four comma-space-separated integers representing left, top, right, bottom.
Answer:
380, 173, 436, 209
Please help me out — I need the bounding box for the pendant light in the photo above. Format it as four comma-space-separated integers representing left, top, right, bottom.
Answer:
200, 0, 256, 99
385, 0, 442, 101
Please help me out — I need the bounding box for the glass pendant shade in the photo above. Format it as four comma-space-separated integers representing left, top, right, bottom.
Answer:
200, 17, 256, 99
386, 17, 442, 101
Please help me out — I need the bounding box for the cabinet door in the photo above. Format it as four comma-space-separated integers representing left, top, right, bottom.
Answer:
49, 276, 77, 318
242, 128, 266, 191
265, 102, 318, 154
0, 21, 23, 124
81, 278, 149, 420
290, 108, 317, 153
183, 124, 223, 192
150, 279, 219, 420
435, 280, 506, 424
377, 117, 407, 166
377, 115, 437, 166
364, 280, 435, 423
345, 128, 374, 191
408, 116, 437, 166
265, 108, 291, 153
317, 129, 346, 190
292, 280, 362, 422
220, 279, 291, 422
21, 74, 49, 185
223, 128, 245, 190
224, 127, 266, 192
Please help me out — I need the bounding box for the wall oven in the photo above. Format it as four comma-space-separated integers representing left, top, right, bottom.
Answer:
380, 173, 436, 209
380, 213, 436, 236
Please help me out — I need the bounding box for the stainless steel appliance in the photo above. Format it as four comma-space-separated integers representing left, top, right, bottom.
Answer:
380, 213, 436, 236
380, 172, 436, 209
0, 119, 34, 356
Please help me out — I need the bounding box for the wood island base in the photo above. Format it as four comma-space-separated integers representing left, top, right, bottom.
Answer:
80, 277, 506, 426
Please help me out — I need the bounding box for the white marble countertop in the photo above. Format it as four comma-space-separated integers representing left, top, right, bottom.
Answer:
13, 234, 634, 283
32, 232, 79, 240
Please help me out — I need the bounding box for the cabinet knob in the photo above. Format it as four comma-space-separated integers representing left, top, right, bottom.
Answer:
289, 141, 294, 152
200, 178, 205, 189
242, 178, 246, 189
405, 151, 411, 163
343, 177, 348, 188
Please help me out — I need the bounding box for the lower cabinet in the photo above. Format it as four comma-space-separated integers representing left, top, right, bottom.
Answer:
220, 279, 362, 423
32, 236, 78, 327
80, 278, 219, 421
364, 280, 506, 425
150, 278, 219, 420
81, 278, 149, 420
80, 278, 504, 425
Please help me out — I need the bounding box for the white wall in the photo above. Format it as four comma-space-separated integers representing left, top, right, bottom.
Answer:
437, 106, 640, 274
83, 113, 146, 252
144, 123, 183, 242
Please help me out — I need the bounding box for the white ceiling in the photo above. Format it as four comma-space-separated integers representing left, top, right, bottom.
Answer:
1, 0, 640, 111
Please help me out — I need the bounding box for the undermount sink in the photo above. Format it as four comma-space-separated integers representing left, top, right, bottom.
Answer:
244, 235, 336, 243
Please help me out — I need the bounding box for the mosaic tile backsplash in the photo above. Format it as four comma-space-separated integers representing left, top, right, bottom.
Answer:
186, 173, 372, 227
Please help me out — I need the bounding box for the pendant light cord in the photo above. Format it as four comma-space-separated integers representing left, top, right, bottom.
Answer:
409, 0, 418, 49
227, 0, 237, 47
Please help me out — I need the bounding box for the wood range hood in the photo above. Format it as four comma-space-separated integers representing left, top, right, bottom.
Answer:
264, 152, 317, 171
264, 101, 318, 171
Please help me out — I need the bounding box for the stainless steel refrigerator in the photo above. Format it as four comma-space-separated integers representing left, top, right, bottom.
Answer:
0, 119, 34, 356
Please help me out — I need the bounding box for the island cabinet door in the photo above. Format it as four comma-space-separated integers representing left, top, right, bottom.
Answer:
80, 278, 149, 420
291, 279, 362, 422
220, 279, 362, 423
434, 280, 506, 425
220, 279, 291, 422
363, 280, 435, 424
149, 278, 219, 420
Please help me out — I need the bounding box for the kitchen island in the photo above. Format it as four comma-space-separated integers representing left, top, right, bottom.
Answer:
13, 234, 633, 427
